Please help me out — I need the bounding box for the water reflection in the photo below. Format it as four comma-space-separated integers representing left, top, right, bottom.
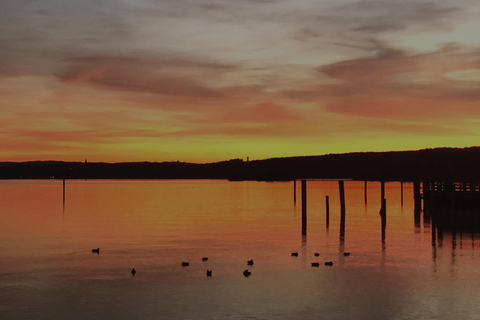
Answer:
2, 180, 480, 320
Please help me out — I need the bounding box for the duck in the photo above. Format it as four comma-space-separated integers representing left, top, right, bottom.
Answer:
311, 262, 320, 267
314, 253, 320, 257
206, 270, 212, 277
182, 262, 190, 266
243, 269, 251, 277
131, 268, 136, 276
202, 257, 208, 261
324, 261, 333, 266
291, 252, 299, 257
247, 259, 254, 266
343, 252, 350, 256
92, 248, 100, 254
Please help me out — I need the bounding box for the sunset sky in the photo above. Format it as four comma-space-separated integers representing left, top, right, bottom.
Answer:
1, 0, 480, 163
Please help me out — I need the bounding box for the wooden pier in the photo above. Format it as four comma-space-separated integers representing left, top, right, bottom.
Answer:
416, 180, 480, 231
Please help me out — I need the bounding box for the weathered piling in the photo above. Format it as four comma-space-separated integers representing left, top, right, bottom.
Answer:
364, 181, 367, 204
414, 181, 421, 223
293, 180, 297, 204
380, 198, 386, 243
326, 195, 330, 229
339, 181, 345, 237
302, 180, 307, 236
400, 181, 403, 206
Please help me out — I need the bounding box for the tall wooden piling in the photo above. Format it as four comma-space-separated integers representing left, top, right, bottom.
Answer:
293, 180, 297, 204
380, 198, 386, 243
400, 181, 404, 206
414, 181, 421, 223
339, 181, 345, 236
326, 195, 330, 229
301, 180, 307, 236
364, 181, 367, 204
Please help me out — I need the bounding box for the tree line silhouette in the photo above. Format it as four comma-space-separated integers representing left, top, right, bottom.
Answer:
1, 147, 479, 181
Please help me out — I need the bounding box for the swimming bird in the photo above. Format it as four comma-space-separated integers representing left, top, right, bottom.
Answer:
206, 270, 212, 277
243, 269, 251, 277
92, 248, 100, 254
325, 261, 333, 266
314, 253, 320, 257
131, 268, 136, 276
247, 259, 254, 266
182, 262, 190, 266
311, 262, 320, 267
291, 252, 299, 257
202, 257, 208, 261
343, 252, 350, 256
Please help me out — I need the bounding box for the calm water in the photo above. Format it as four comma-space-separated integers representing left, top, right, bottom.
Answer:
1, 180, 480, 320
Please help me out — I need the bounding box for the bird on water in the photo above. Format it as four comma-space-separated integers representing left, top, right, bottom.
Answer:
182, 262, 190, 266
92, 248, 100, 254
243, 269, 251, 277
291, 252, 299, 257
247, 259, 254, 266
206, 270, 212, 277
202, 257, 208, 261
131, 268, 136, 276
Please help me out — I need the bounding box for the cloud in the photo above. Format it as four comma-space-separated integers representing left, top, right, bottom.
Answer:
57, 57, 235, 99
280, 43, 480, 119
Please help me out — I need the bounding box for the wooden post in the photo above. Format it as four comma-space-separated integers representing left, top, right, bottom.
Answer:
364, 181, 367, 204
339, 181, 345, 236
380, 198, 386, 243
326, 195, 330, 229
302, 180, 307, 236
293, 180, 297, 204
400, 181, 403, 206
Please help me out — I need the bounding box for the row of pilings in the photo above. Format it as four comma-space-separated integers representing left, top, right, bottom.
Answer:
296, 180, 388, 243
414, 180, 480, 238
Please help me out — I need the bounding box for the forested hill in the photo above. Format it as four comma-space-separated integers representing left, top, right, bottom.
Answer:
1, 147, 480, 181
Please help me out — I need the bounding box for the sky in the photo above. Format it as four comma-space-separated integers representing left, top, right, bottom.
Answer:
1, 0, 480, 163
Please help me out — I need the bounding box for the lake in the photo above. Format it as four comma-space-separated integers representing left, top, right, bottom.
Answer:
1, 179, 480, 319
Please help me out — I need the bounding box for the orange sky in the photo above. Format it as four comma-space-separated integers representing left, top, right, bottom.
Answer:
1, 0, 480, 163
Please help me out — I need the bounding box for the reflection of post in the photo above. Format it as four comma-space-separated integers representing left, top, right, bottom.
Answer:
63, 178, 66, 204
339, 181, 345, 237
301, 180, 307, 236
364, 181, 367, 204
293, 180, 297, 204
326, 195, 330, 229
380, 198, 386, 243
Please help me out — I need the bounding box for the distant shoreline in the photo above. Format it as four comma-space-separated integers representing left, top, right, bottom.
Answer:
1, 147, 480, 181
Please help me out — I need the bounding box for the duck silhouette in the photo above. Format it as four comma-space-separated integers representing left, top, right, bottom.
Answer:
182, 262, 189, 266
247, 259, 254, 266
291, 252, 299, 257
202, 257, 208, 261
343, 252, 350, 256
311, 262, 320, 267
92, 248, 100, 254
243, 269, 251, 277
314, 253, 320, 256
325, 261, 333, 266
206, 270, 212, 277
